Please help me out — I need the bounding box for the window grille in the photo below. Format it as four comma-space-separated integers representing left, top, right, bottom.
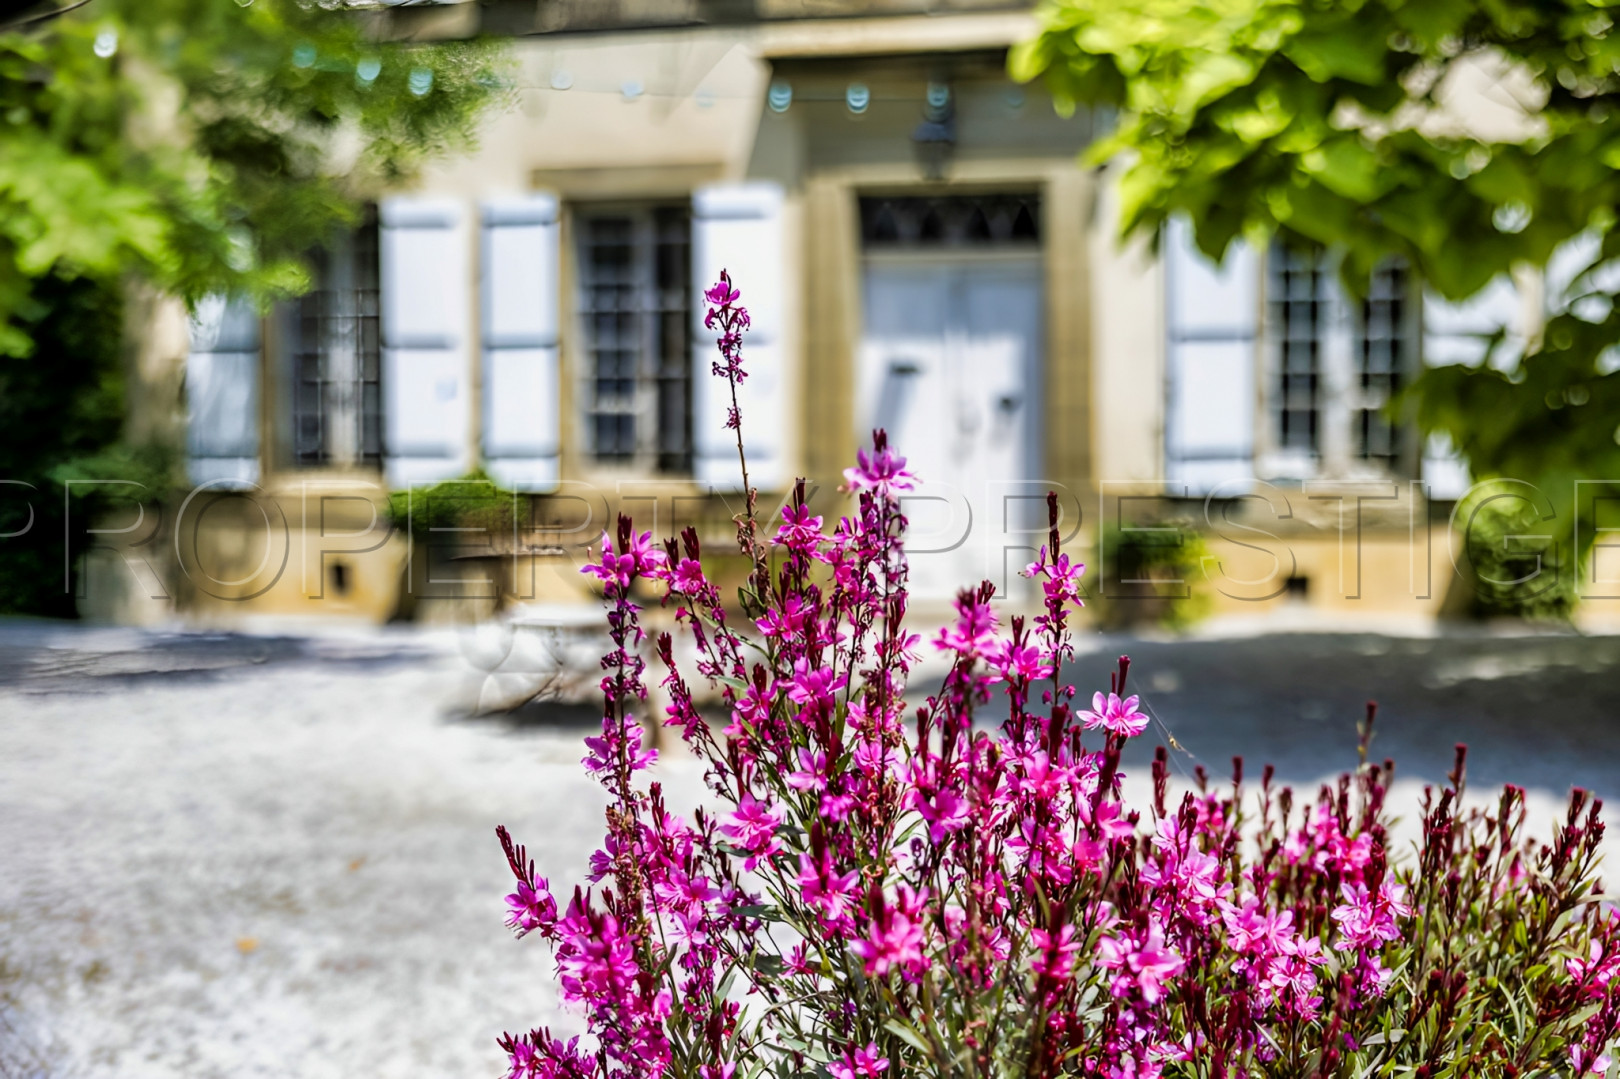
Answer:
859, 194, 1040, 248
1264, 244, 1415, 477
291, 209, 383, 468
1354, 261, 1409, 469
577, 206, 693, 473
1267, 244, 1327, 459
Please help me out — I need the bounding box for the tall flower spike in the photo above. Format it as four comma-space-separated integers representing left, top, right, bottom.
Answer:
703, 268, 765, 586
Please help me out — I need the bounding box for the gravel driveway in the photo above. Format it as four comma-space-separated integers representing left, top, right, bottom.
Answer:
0, 623, 685, 1079
3, 619, 1619, 1078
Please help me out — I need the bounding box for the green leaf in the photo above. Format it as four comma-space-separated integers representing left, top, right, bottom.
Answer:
1006, 36, 1049, 84
882, 1019, 932, 1056
1173, 51, 1256, 117
1301, 136, 1388, 202
1284, 27, 1387, 84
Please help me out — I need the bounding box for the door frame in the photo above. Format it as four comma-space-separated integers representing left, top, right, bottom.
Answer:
798, 164, 1095, 555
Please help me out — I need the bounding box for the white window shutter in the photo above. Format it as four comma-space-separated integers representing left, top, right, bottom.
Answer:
481, 195, 560, 492
1420, 276, 1522, 498
381, 197, 471, 488
186, 295, 260, 487
692, 182, 787, 492
1164, 217, 1258, 495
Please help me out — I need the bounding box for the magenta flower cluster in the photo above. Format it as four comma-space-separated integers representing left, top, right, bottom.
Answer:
704, 270, 749, 431
496, 275, 1620, 1078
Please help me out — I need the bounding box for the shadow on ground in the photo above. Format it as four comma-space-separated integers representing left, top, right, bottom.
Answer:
1059, 632, 1620, 799
0, 619, 439, 694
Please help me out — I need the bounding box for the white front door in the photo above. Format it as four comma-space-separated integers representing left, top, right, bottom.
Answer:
859, 255, 1043, 602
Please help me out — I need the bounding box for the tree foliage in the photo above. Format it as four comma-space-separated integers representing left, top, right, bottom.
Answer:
0, 275, 125, 615
1013, 0, 1620, 615
0, 0, 509, 357
0, 0, 507, 614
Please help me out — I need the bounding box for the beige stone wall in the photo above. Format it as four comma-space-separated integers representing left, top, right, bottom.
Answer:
126, 12, 1563, 628
421, 31, 769, 197
120, 285, 192, 465
1197, 522, 1452, 622
169, 480, 407, 626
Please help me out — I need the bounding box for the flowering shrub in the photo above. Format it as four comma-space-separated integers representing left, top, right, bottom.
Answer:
496, 273, 1620, 1077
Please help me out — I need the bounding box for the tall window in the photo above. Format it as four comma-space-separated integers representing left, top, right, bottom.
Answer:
290, 209, 383, 468
576, 206, 693, 473
1264, 244, 1414, 477
1268, 245, 1327, 460
1355, 261, 1409, 469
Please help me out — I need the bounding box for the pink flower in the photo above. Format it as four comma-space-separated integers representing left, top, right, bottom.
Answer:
497, 827, 557, 940
797, 851, 861, 930
786, 747, 829, 792
1030, 923, 1081, 981
555, 900, 640, 1005
499, 1029, 591, 1079
1097, 920, 1184, 1003
580, 544, 636, 590
757, 595, 810, 639
704, 279, 740, 306
775, 503, 826, 555
652, 867, 717, 918
726, 677, 774, 741
583, 713, 656, 776
1272, 934, 1326, 1015
819, 792, 856, 822
934, 592, 998, 658
986, 638, 1053, 684
586, 833, 620, 883
1079, 797, 1137, 842
1569, 938, 1620, 997
785, 659, 847, 707
1330, 880, 1409, 951
623, 528, 666, 572
580, 529, 665, 589
1024, 547, 1085, 591
504, 879, 557, 938
501, 306, 1620, 1079
1572, 1045, 1614, 1075
852, 885, 930, 979
908, 760, 972, 842
705, 271, 751, 386
786, 941, 818, 976
913, 786, 971, 844
669, 557, 707, 594
1142, 818, 1230, 917
503, 1034, 537, 1079
853, 736, 900, 779
1080, 691, 1149, 737
830, 1043, 890, 1079
719, 793, 782, 870
842, 435, 918, 500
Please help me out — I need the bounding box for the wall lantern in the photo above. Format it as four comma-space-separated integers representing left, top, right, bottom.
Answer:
912, 81, 956, 180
